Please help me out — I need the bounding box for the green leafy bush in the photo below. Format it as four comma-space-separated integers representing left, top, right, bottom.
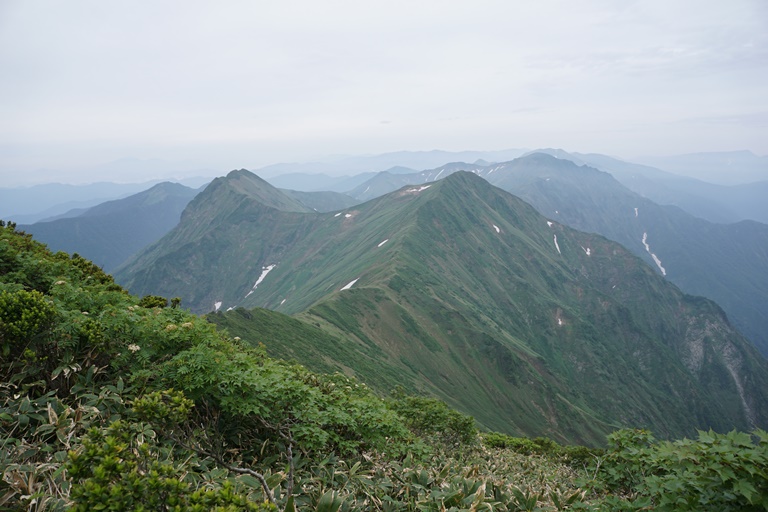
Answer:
595, 428, 768, 511
387, 387, 477, 447
68, 419, 274, 511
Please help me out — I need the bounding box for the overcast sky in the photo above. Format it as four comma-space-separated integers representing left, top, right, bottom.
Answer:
1, 0, 766, 185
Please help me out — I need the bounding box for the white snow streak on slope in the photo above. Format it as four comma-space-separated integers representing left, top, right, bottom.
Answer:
641, 232, 666, 275
634, 208, 638, 217
345, 213, 352, 218
581, 246, 591, 256
363, 186, 370, 194
253, 265, 276, 288
434, 169, 445, 180
378, 239, 389, 247
547, 221, 553, 227
245, 264, 276, 297
341, 278, 359, 290
214, 301, 222, 312
406, 185, 431, 193
280, 299, 286, 305
493, 224, 500, 233
553, 235, 561, 254
334, 212, 342, 217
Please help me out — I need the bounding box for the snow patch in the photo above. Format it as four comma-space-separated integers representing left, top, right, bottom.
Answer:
434, 169, 445, 180
377, 239, 389, 247
634, 207, 638, 218
553, 235, 561, 254
547, 221, 553, 228
581, 246, 591, 256
406, 185, 431, 193
344, 213, 352, 218
246, 264, 276, 298
641, 233, 666, 275
280, 299, 286, 305
214, 301, 222, 312
340, 278, 359, 291
492, 224, 500, 233
227, 306, 234, 312
557, 317, 563, 326
363, 186, 370, 194
334, 212, 342, 217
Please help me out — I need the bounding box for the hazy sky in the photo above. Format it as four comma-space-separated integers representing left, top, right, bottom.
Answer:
1, 0, 766, 184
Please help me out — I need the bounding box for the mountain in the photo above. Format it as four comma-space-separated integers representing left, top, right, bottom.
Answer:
254, 149, 528, 179
635, 150, 768, 185
280, 189, 360, 212
344, 154, 768, 357
114, 170, 314, 305
0, 182, 159, 224
265, 172, 379, 192
116, 170, 768, 446
20, 182, 201, 272
533, 149, 768, 225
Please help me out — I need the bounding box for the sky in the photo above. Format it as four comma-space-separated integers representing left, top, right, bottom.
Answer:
1, 0, 766, 185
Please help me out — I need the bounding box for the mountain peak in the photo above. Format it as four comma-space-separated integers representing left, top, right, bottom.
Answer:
201, 169, 311, 214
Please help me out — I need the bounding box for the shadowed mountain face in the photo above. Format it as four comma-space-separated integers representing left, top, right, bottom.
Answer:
342, 153, 768, 357
116, 169, 768, 446
20, 182, 202, 272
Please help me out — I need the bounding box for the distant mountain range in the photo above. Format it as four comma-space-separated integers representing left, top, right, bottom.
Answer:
635, 150, 768, 185
532, 149, 768, 225
0, 176, 212, 224
13, 150, 768, 360
19, 182, 203, 272
17, 178, 361, 273
114, 169, 768, 445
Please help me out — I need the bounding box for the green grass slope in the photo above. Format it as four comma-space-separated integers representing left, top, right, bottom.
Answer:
346, 154, 768, 357
197, 173, 768, 446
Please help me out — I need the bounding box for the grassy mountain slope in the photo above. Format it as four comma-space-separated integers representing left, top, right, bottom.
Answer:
124, 170, 768, 445
478, 155, 768, 357
279, 188, 360, 212
115, 170, 317, 310
345, 154, 768, 356
20, 182, 200, 272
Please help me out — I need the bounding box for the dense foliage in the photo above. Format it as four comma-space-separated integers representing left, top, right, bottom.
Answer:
2, 221, 767, 511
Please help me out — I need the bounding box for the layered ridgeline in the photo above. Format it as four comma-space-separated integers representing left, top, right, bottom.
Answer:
20, 182, 202, 273
345, 153, 768, 357
117, 169, 768, 446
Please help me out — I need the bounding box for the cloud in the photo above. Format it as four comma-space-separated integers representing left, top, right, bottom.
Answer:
0, 0, 766, 180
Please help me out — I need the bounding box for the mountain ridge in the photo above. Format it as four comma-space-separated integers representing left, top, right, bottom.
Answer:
340, 154, 768, 356
116, 170, 768, 445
